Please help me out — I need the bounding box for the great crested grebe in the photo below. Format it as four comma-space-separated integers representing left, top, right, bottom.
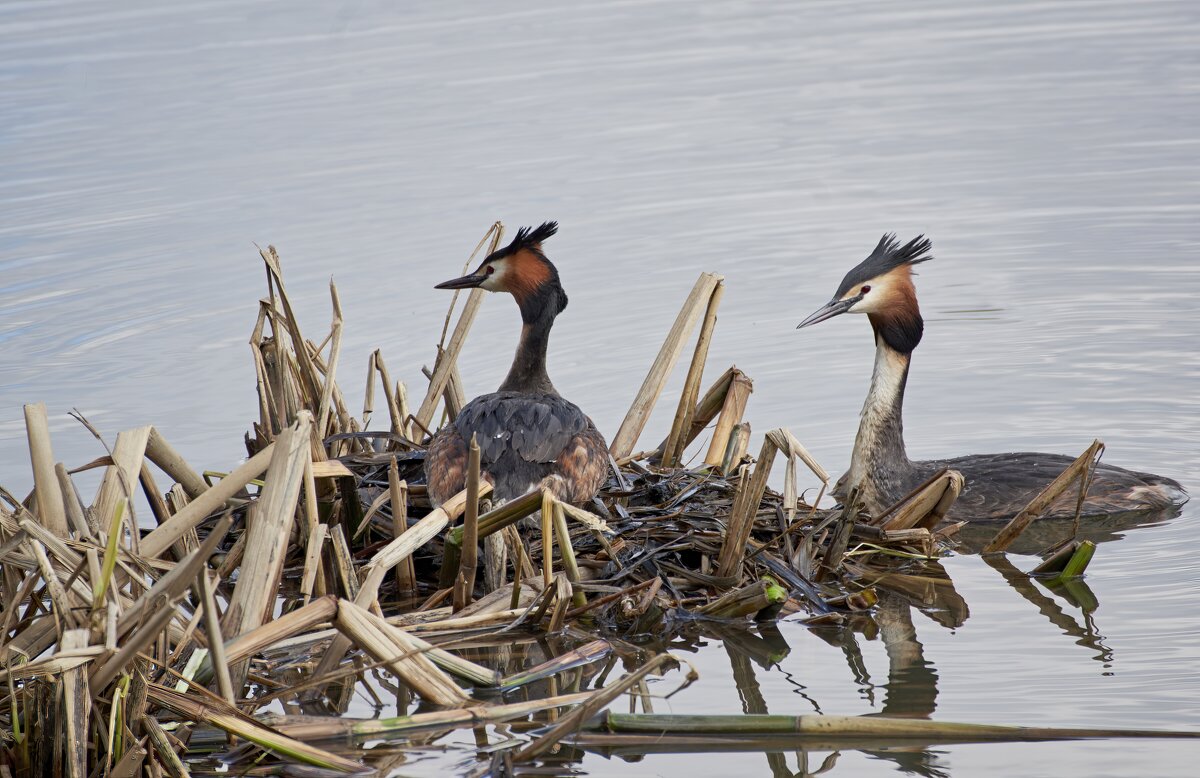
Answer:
424, 222, 609, 507
797, 234, 1188, 521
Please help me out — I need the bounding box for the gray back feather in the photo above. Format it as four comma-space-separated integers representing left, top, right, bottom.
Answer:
454, 391, 590, 466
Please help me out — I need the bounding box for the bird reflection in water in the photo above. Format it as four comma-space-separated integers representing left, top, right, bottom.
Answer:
580, 556, 1110, 778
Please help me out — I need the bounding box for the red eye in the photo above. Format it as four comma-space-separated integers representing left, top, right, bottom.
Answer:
485, 265, 495, 276
860, 285, 871, 294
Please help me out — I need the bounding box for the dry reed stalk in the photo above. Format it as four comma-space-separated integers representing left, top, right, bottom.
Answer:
23, 402, 69, 538
551, 501, 586, 608
388, 464, 415, 592
60, 628, 90, 778
705, 369, 754, 468
446, 362, 467, 418
147, 684, 362, 771
453, 435, 482, 612
198, 595, 337, 687
333, 600, 470, 706
316, 281, 344, 442
141, 716, 189, 778
483, 532, 507, 593
356, 614, 498, 687
369, 482, 488, 572
766, 428, 830, 487
984, 440, 1105, 554
222, 414, 312, 692
540, 491, 555, 588
329, 524, 359, 600
140, 442, 276, 559
261, 602, 531, 657
312, 483, 489, 680
610, 272, 725, 458
697, 579, 784, 619
362, 350, 376, 428
588, 711, 1200, 741
0, 644, 103, 683
270, 691, 595, 741
259, 246, 324, 430
499, 639, 610, 691
648, 367, 735, 463
27, 539, 76, 630
300, 523, 326, 603
196, 570, 236, 706
514, 652, 681, 761
661, 281, 725, 467
476, 489, 545, 539
91, 593, 181, 691
93, 513, 232, 691
54, 462, 93, 539
721, 421, 751, 475
717, 435, 778, 580
145, 428, 208, 500
878, 469, 964, 531
372, 350, 404, 437
93, 426, 154, 552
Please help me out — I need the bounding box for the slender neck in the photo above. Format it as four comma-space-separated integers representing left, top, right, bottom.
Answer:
848, 328, 913, 485
498, 289, 560, 394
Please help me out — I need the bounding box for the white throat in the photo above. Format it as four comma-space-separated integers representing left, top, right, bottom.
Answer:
847, 339, 910, 488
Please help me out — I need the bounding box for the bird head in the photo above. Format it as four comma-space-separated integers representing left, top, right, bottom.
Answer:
436, 221, 567, 320
797, 234, 932, 352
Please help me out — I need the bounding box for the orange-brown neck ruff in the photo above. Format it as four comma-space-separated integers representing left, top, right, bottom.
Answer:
867, 272, 924, 354
506, 249, 553, 310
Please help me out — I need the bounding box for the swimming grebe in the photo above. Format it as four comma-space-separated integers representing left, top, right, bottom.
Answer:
424, 222, 609, 507
797, 234, 1187, 521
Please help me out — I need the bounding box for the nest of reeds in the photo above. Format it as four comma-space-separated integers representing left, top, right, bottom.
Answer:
0, 224, 1110, 776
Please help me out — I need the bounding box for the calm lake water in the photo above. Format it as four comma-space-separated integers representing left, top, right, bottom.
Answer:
3, 1, 1199, 775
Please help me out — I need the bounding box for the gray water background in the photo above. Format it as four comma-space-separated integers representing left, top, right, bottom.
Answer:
2, 1, 1199, 775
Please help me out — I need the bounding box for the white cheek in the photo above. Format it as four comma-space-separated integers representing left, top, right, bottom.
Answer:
480, 263, 509, 292
848, 295, 873, 313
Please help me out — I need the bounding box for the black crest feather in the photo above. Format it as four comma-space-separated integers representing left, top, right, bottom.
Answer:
503, 221, 558, 256
834, 234, 933, 299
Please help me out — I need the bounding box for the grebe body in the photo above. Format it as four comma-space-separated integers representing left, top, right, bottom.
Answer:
798, 234, 1187, 521
424, 222, 608, 506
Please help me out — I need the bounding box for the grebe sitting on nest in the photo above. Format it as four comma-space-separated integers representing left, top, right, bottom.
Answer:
424, 222, 608, 507
797, 234, 1187, 521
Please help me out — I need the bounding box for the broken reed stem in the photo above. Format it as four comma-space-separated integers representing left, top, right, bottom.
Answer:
55, 462, 93, 538
24, 402, 69, 537
223, 413, 312, 692
540, 491, 555, 588
145, 427, 209, 499
389, 462, 415, 592
705, 369, 754, 468
717, 435, 778, 580
984, 440, 1105, 554
610, 272, 725, 458
140, 442, 276, 559
477, 489, 544, 539
662, 281, 725, 467
60, 629, 89, 778
514, 652, 682, 762
149, 684, 363, 772
197, 569, 237, 706
373, 350, 405, 437
551, 501, 587, 608
333, 600, 470, 706
316, 281, 344, 442
453, 435, 482, 612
